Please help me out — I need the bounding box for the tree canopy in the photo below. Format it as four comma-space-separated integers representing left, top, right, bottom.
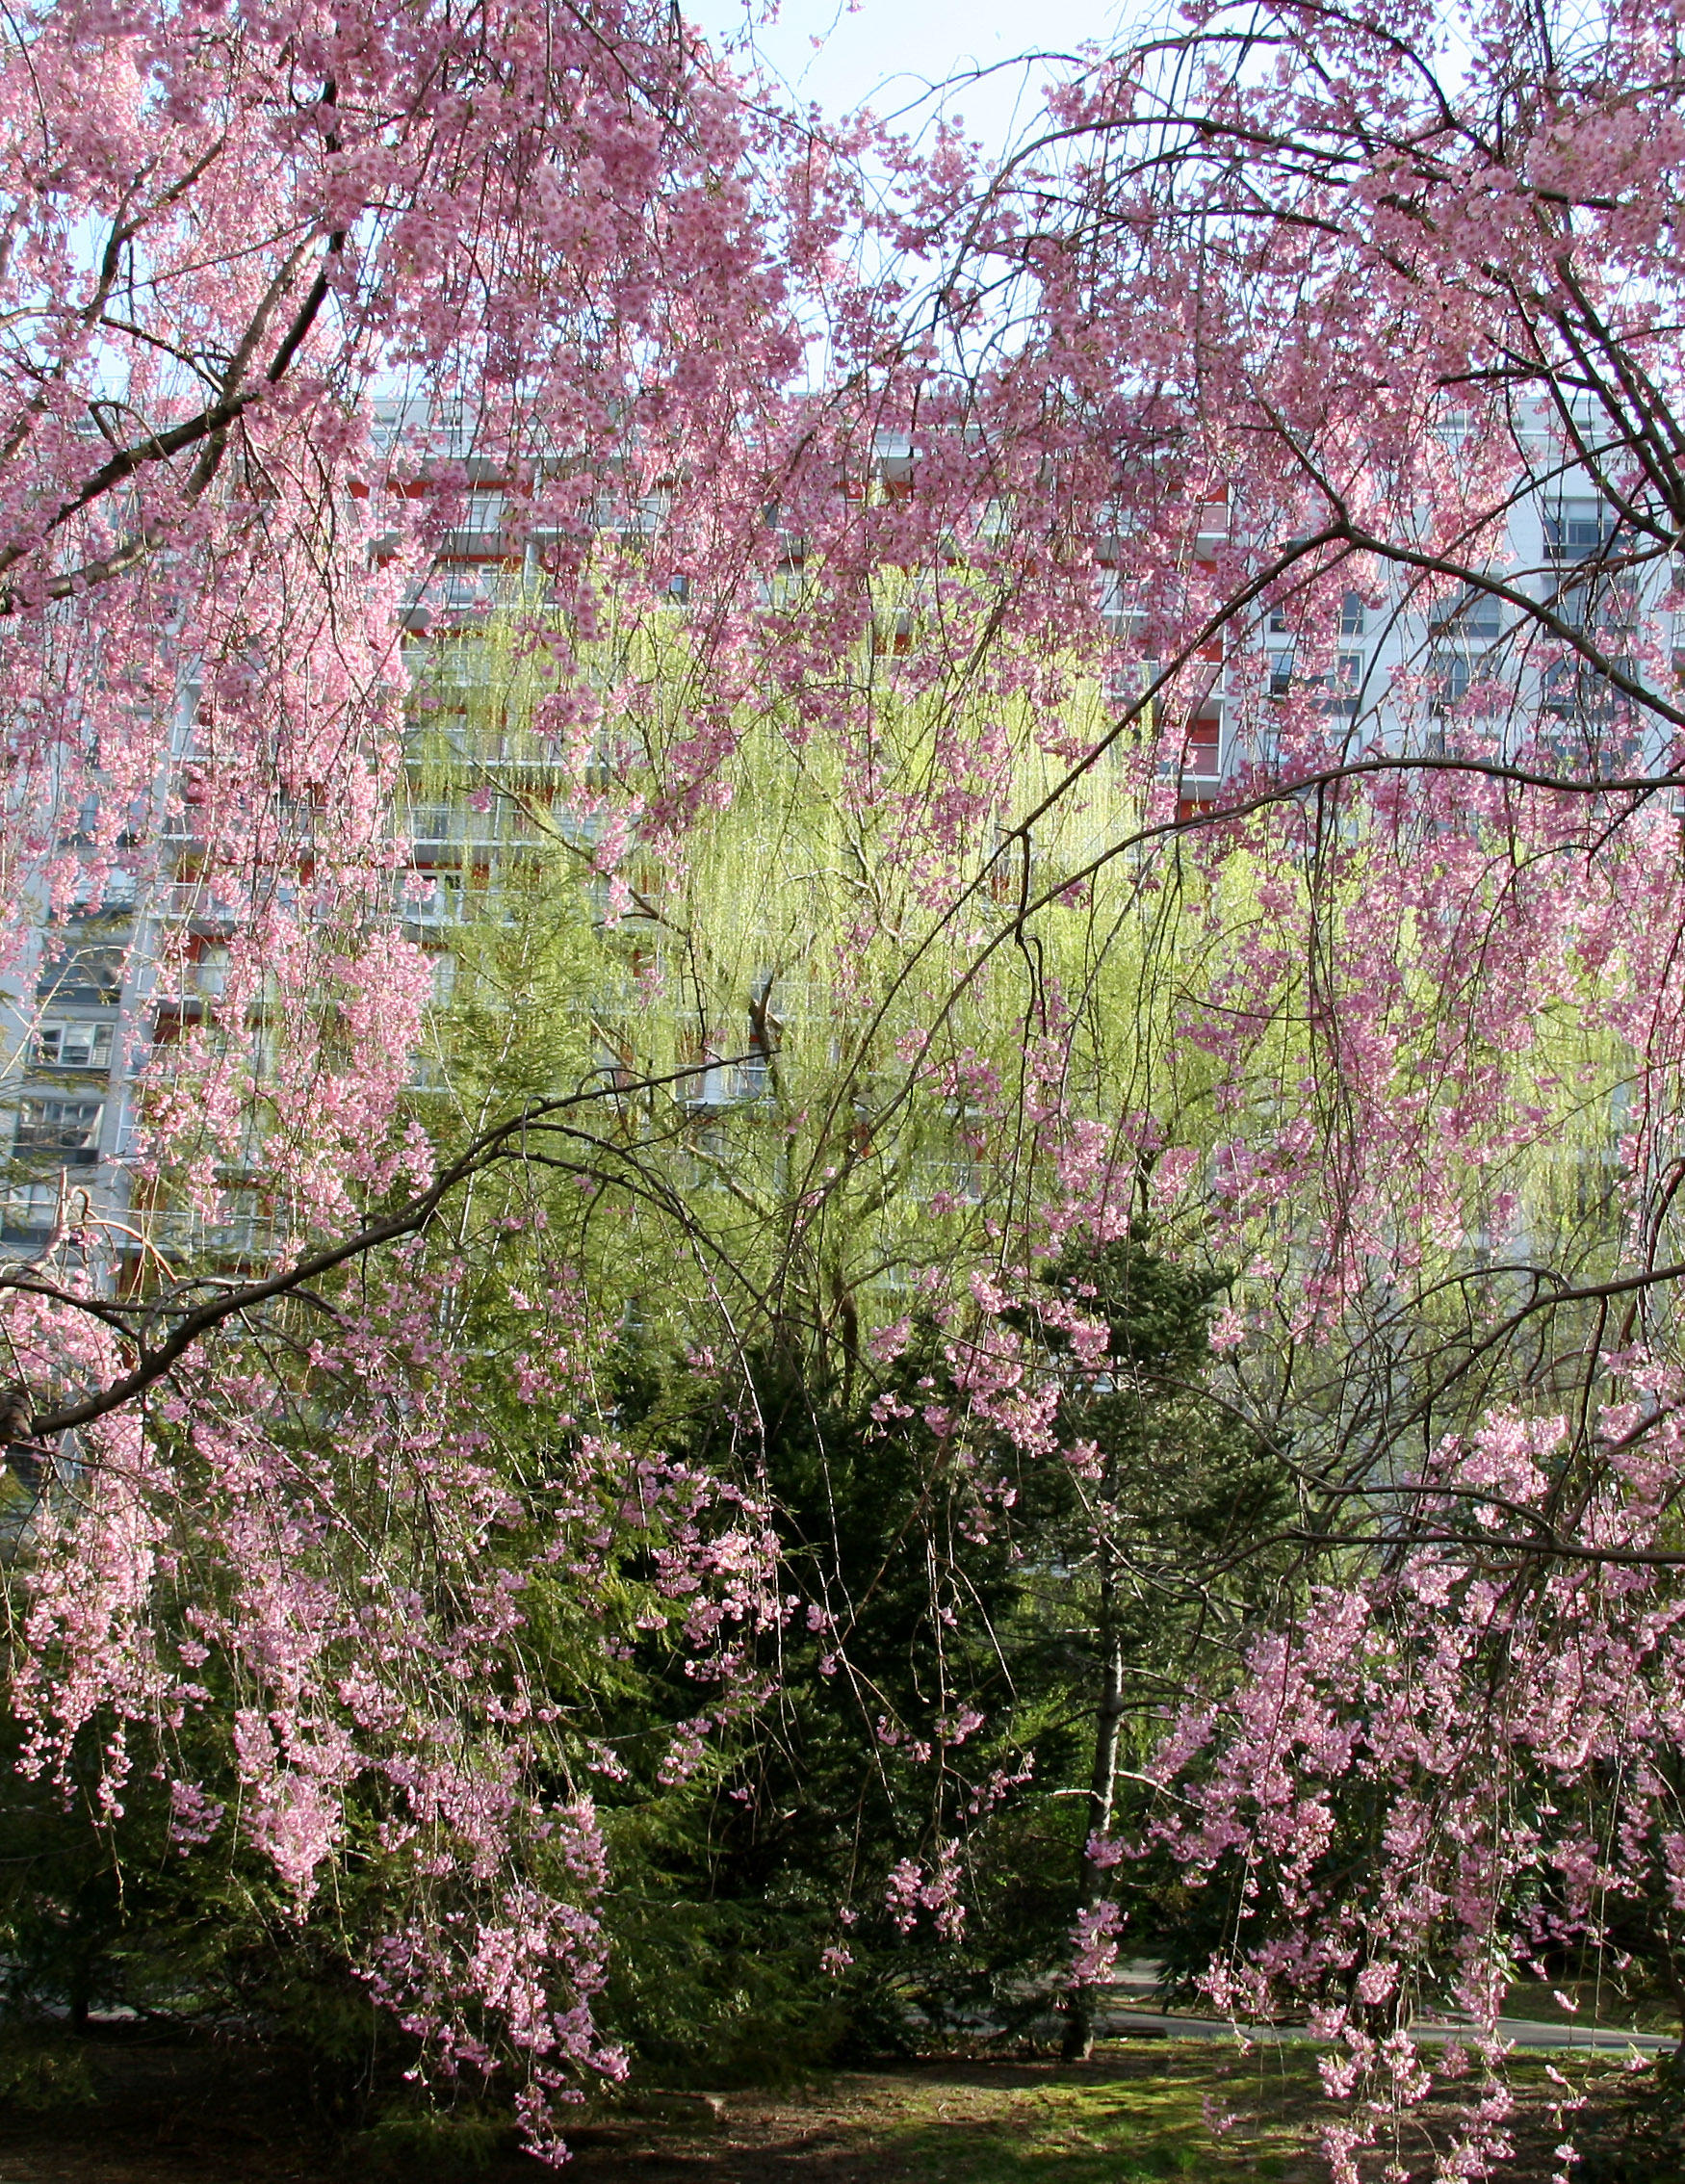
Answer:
7, 0, 1685, 2172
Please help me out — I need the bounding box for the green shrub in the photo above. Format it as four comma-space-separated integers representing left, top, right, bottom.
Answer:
355, 2105, 511, 2179
0, 2027, 97, 2112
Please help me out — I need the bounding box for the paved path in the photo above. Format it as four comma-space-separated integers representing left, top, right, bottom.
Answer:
1098, 2003, 1674, 2054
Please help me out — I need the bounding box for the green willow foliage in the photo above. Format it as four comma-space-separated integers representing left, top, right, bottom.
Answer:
409, 596, 1207, 1352
408, 592, 1634, 1413
373, 584, 1650, 2085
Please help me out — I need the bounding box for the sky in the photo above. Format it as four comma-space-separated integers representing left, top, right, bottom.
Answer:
686, 0, 1139, 160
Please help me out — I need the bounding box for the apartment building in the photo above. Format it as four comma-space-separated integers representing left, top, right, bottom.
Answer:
1, 423, 1666, 1288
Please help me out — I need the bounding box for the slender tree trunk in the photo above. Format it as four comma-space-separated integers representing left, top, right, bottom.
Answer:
1654, 1930, 1685, 2072
1063, 1577, 1127, 2064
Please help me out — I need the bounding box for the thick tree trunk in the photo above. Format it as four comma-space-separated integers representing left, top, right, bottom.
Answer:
1062, 1604, 1127, 2064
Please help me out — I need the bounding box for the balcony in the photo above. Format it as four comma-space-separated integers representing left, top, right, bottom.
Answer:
151, 878, 245, 927
129, 1207, 273, 1261
11, 1093, 105, 1165
675, 1057, 769, 1112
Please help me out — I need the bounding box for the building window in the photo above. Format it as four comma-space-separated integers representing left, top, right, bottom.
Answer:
14, 1097, 104, 1160
189, 945, 230, 999
0, 1182, 62, 1235
1432, 587, 1503, 644
1430, 651, 1474, 710
1327, 655, 1364, 718
870, 606, 916, 658
987, 825, 1041, 900
1544, 500, 1617, 561
36, 944, 124, 1004
406, 870, 466, 926
1560, 572, 1640, 636
1427, 586, 1503, 714
1542, 655, 1637, 723
1270, 591, 1365, 640
33, 1021, 113, 1070
455, 489, 506, 548
1268, 657, 1361, 715
1184, 715, 1221, 773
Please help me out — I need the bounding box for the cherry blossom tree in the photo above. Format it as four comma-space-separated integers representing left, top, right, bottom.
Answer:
12, 0, 1685, 2164
906, 2, 1685, 2173
0, 0, 831, 1381
0, 0, 841, 2144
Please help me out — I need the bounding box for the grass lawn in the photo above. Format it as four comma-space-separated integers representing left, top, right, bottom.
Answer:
0, 2024, 1647, 2182
788, 2047, 1316, 2180
556, 2041, 1608, 2184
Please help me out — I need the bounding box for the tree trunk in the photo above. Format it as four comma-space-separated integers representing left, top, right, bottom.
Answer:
1062, 1602, 1127, 2064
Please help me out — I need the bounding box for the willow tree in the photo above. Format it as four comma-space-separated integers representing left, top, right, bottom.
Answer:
402, 528, 1643, 2078
388, 587, 1283, 2033
402, 585, 1204, 1356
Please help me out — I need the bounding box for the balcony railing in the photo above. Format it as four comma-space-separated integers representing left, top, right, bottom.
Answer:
676, 1058, 769, 1111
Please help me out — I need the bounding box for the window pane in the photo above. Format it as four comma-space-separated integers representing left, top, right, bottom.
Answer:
14, 1097, 103, 1152
34, 1021, 113, 1068
1544, 501, 1616, 559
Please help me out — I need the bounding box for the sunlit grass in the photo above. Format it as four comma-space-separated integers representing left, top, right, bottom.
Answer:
571, 2039, 1607, 2180
817, 2048, 1319, 2182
